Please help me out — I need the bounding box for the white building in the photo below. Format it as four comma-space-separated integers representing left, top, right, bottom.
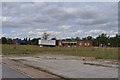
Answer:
38, 40, 56, 47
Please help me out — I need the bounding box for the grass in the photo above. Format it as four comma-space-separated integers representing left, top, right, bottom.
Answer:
2, 44, 119, 59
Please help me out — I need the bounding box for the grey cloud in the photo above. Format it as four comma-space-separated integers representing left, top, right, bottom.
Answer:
2, 2, 118, 38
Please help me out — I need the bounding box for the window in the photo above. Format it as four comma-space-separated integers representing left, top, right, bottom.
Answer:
62, 43, 65, 46
74, 43, 77, 45
80, 43, 82, 45
71, 43, 73, 45
88, 43, 90, 46
85, 43, 87, 46
68, 43, 70, 45
59, 42, 62, 45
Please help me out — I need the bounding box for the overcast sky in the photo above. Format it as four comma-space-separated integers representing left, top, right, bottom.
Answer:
1, 2, 118, 39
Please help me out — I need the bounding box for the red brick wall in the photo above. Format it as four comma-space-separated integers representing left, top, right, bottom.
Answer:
58, 41, 92, 47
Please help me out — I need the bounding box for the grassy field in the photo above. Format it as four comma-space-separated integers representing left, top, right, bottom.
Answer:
2, 44, 119, 59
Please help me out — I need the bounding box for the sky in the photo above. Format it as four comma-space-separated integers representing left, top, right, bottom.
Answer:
1, 2, 118, 39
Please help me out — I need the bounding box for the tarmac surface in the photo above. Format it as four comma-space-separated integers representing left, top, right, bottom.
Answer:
2, 64, 36, 80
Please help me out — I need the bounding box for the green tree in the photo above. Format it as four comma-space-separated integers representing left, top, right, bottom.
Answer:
94, 33, 109, 46
109, 34, 120, 47
86, 36, 93, 40
31, 38, 41, 45
2, 37, 7, 44
82, 36, 93, 41
51, 37, 57, 40
7, 38, 13, 44
28, 38, 31, 41
75, 37, 81, 41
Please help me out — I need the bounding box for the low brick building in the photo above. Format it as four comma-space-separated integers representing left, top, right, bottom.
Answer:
58, 40, 92, 47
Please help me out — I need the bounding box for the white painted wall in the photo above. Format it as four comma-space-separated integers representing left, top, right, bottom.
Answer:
38, 40, 56, 46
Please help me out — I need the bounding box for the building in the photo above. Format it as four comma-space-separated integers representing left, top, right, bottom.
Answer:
38, 40, 56, 47
58, 40, 92, 47
13, 38, 21, 44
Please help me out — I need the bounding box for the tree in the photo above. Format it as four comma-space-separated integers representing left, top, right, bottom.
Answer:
31, 38, 41, 45
42, 33, 50, 40
82, 36, 93, 41
0, 38, 1, 44
51, 37, 57, 40
86, 36, 93, 40
25, 38, 28, 41
94, 33, 109, 46
7, 38, 13, 44
23, 38, 26, 41
65, 38, 71, 41
109, 34, 120, 47
82, 37, 87, 40
75, 37, 81, 41
2, 37, 7, 44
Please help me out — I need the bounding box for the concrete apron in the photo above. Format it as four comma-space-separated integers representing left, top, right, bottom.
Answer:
9, 56, 118, 78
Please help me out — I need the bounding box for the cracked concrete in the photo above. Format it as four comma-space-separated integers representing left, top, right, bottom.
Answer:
5, 55, 118, 78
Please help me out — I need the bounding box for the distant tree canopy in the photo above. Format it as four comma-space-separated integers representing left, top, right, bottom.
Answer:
1, 37, 13, 44
1, 37, 7, 44
0, 33, 120, 47
51, 37, 57, 40
42, 32, 50, 40
109, 34, 120, 47
93, 33, 109, 46
82, 36, 93, 41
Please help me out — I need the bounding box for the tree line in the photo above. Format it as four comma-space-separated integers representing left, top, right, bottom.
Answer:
0, 37, 41, 45
0, 33, 120, 47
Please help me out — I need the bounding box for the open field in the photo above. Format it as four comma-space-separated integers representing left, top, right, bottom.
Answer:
2, 44, 119, 59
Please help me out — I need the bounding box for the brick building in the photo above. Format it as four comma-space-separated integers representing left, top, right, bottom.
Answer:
58, 40, 92, 47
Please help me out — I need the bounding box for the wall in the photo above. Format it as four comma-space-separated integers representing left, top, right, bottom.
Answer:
58, 41, 92, 47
